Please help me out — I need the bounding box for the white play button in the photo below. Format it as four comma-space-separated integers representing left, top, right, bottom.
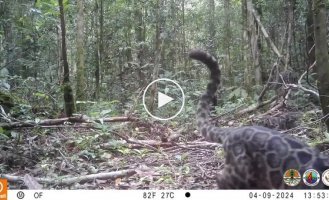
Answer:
143, 78, 185, 120
158, 92, 174, 108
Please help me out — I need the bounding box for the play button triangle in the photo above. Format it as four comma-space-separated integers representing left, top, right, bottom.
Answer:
158, 92, 174, 108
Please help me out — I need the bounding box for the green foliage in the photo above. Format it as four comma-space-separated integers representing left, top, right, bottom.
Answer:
0, 127, 10, 140
11, 104, 32, 118
227, 87, 248, 101
0, 0, 322, 129
0, 91, 15, 112
6, 76, 60, 118
35, 0, 70, 13
85, 100, 120, 118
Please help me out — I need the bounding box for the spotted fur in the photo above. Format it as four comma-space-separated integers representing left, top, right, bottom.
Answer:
189, 49, 329, 189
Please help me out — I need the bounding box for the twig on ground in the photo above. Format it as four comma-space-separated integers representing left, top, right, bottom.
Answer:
1, 169, 136, 186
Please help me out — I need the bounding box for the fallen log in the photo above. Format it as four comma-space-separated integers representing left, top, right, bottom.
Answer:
0, 115, 138, 129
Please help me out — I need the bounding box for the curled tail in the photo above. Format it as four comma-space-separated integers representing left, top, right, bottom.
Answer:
189, 49, 221, 139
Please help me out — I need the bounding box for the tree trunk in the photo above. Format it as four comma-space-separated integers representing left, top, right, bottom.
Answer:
149, 0, 163, 112
248, 0, 262, 85
313, 0, 329, 133
57, 25, 63, 84
306, 0, 315, 66
207, 0, 216, 54
284, 0, 295, 71
95, 0, 103, 100
242, 0, 252, 92
125, 0, 133, 74
134, 0, 146, 87
181, 0, 187, 70
76, 0, 86, 107
168, 0, 176, 72
223, 0, 232, 84
0, 0, 13, 72
58, 0, 75, 117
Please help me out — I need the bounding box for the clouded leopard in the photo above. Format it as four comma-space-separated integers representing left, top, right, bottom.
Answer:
189, 49, 329, 189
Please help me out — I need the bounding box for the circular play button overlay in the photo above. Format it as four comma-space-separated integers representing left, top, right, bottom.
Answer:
143, 78, 185, 120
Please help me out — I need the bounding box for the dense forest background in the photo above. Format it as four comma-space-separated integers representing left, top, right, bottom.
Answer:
0, 0, 329, 189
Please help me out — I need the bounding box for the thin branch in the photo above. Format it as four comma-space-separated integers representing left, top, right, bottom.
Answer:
285, 62, 319, 99
258, 61, 279, 103
1, 170, 136, 186
249, 3, 283, 63
238, 96, 277, 116
0, 115, 138, 129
